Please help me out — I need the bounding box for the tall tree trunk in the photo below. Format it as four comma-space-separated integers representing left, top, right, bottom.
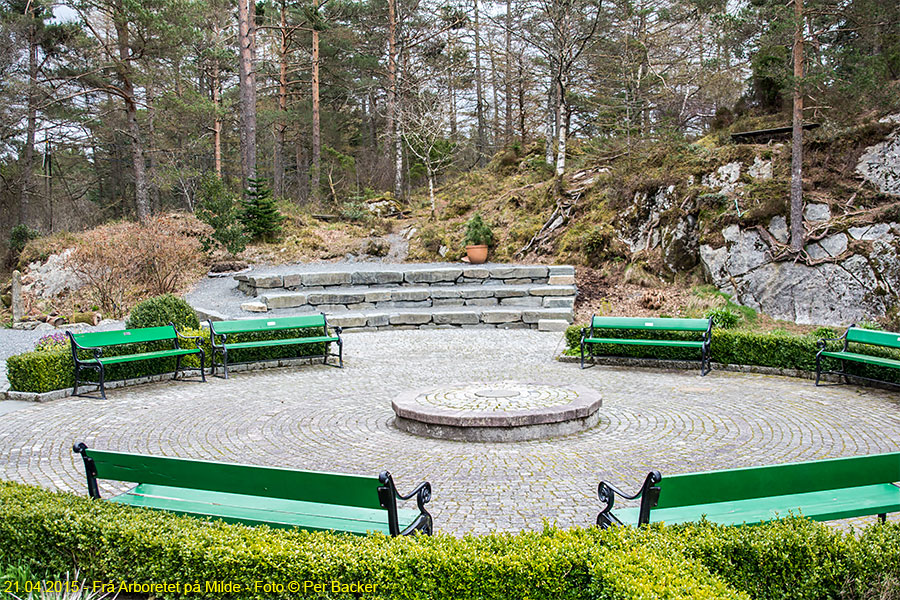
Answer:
311, 14, 321, 203
473, 0, 486, 165
545, 81, 555, 165
790, 0, 805, 252
20, 7, 38, 226
113, 5, 150, 222
555, 78, 566, 177
238, 0, 258, 190
147, 86, 161, 214
212, 46, 223, 179
504, 0, 513, 145
488, 35, 501, 148
448, 33, 457, 141
386, 0, 401, 198
273, 0, 288, 199
518, 61, 526, 142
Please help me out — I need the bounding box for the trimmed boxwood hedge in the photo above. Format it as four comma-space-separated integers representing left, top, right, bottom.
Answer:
1, 481, 898, 599
6, 326, 332, 393
566, 325, 900, 384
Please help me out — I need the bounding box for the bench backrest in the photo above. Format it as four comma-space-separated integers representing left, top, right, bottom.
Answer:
846, 327, 900, 350
70, 326, 177, 348
210, 314, 327, 335
82, 448, 383, 510
655, 452, 900, 510
591, 316, 711, 332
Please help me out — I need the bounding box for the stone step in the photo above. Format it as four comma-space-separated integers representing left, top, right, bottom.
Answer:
236, 263, 576, 295
323, 307, 575, 330
258, 284, 576, 311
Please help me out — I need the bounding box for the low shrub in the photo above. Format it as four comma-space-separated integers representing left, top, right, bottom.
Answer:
704, 307, 740, 329
126, 294, 200, 330
1, 481, 898, 600
65, 217, 206, 318
6, 326, 330, 394
566, 325, 900, 384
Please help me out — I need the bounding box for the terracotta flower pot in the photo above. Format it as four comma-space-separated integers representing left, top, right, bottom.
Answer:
465, 244, 489, 264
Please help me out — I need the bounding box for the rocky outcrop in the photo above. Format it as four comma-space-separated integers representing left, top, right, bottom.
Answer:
700, 221, 900, 325
856, 117, 900, 195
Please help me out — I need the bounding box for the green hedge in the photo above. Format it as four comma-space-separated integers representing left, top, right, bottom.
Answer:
6, 326, 331, 394
566, 325, 900, 384
1, 481, 898, 599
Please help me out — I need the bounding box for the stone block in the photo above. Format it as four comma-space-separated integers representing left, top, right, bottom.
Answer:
494, 288, 527, 298
433, 298, 466, 307
328, 313, 367, 328
282, 274, 303, 287
548, 265, 575, 276
394, 300, 432, 308
523, 309, 573, 323
323, 292, 368, 304
548, 275, 576, 285
529, 285, 575, 296
430, 288, 462, 299
251, 275, 283, 288
262, 293, 308, 309
465, 298, 499, 306
460, 288, 495, 299
351, 271, 404, 285
543, 297, 575, 308
804, 203, 831, 222
241, 301, 268, 313
433, 311, 481, 325
404, 268, 462, 283
481, 309, 522, 323
489, 266, 548, 279
390, 312, 433, 325
538, 319, 571, 332
393, 289, 430, 302
462, 268, 490, 279
506, 278, 533, 285
500, 297, 543, 307
366, 313, 391, 327
301, 272, 351, 286
348, 302, 376, 310
364, 290, 393, 302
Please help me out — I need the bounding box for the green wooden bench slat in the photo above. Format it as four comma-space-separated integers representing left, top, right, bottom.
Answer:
819, 351, 900, 370
71, 326, 178, 347
111, 484, 420, 535
816, 326, 900, 386
599, 453, 900, 529
846, 327, 900, 349
210, 315, 326, 334
81, 348, 201, 365
583, 338, 704, 348
85, 449, 383, 510
656, 453, 900, 509
222, 335, 338, 351
612, 483, 900, 526
590, 316, 711, 332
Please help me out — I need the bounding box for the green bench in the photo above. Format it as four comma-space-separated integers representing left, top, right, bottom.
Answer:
580, 316, 713, 375
816, 325, 900, 387
597, 452, 900, 528
73, 443, 432, 536
208, 313, 342, 378
67, 325, 205, 399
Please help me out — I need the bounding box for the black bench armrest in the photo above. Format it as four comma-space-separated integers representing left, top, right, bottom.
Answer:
173, 327, 204, 349
378, 471, 433, 536
597, 471, 661, 529
816, 336, 846, 350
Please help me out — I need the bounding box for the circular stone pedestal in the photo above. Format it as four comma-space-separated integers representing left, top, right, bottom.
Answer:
391, 381, 602, 442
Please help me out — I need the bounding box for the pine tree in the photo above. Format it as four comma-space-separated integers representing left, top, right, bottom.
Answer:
240, 178, 285, 242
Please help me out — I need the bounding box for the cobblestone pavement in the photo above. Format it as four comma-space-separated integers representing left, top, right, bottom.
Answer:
1, 328, 899, 535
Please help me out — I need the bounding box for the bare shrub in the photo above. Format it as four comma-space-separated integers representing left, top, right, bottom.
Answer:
66, 216, 205, 318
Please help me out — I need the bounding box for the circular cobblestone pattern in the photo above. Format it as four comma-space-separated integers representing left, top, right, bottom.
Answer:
392, 382, 603, 442
1, 328, 899, 536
